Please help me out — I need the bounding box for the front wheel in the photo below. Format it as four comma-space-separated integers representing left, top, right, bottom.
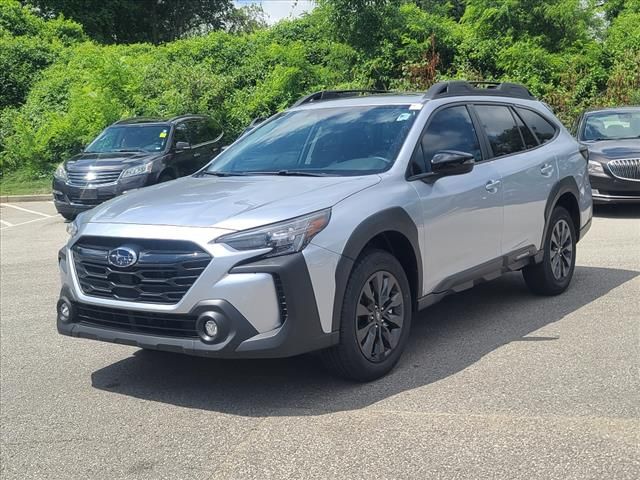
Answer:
321, 250, 412, 381
523, 206, 576, 296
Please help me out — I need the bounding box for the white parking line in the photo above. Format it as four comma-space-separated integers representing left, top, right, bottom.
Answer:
2, 203, 54, 218
0, 215, 55, 230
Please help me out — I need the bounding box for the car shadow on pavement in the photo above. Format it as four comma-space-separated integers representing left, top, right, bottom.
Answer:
593, 204, 640, 219
91, 266, 638, 417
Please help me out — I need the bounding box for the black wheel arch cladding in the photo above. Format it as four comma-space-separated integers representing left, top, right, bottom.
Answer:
542, 176, 581, 245
332, 207, 422, 332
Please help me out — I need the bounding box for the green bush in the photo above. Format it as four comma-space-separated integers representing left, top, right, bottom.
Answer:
1, 0, 639, 181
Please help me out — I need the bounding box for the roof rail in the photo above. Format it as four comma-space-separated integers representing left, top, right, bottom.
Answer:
168, 114, 205, 123
114, 117, 165, 125
292, 89, 391, 107
424, 81, 535, 100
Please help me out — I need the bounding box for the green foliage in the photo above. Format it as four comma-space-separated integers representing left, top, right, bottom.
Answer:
0, 0, 85, 109
1, 0, 639, 180
23, 0, 234, 44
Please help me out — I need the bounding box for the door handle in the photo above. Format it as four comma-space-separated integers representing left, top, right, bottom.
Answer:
193, 152, 201, 158
485, 179, 501, 193
540, 163, 554, 177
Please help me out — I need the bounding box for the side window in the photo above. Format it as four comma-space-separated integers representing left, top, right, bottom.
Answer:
421, 105, 482, 168
513, 109, 538, 149
474, 105, 526, 157
174, 123, 190, 145
516, 107, 557, 144
186, 120, 204, 145
204, 118, 223, 142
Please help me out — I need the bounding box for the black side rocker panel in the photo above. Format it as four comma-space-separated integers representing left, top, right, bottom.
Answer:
331, 207, 422, 331
417, 245, 539, 309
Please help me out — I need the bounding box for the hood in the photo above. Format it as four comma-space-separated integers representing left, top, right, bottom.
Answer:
65, 151, 162, 170
84, 174, 381, 229
583, 139, 640, 161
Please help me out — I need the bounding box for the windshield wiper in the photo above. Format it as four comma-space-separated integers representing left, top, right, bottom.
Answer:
250, 170, 332, 177
114, 148, 145, 152
200, 171, 249, 177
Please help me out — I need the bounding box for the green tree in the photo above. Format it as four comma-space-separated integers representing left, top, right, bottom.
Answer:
23, 0, 233, 44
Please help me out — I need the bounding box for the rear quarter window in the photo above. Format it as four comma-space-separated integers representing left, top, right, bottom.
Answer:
516, 107, 557, 144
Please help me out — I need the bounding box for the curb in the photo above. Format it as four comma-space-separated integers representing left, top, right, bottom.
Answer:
0, 194, 52, 203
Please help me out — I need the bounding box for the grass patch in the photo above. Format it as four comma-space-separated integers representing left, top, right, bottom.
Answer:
0, 172, 52, 196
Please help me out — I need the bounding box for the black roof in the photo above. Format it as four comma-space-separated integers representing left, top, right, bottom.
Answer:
290, 81, 536, 109
424, 81, 535, 100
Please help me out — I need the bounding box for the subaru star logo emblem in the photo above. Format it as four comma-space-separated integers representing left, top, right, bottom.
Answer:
108, 247, 138, 268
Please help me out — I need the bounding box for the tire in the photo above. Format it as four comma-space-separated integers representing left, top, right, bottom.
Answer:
321, 249, 413, 381
158, 172, 175, 183
523, 206, 576, 296
59, 212, 76, 221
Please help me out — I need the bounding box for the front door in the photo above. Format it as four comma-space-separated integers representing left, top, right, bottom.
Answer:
411, 104, 504, 294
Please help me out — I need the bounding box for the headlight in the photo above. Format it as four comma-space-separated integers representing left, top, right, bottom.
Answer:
121, 163, 153, 178
588, 160, 605, 176
216, 209, 331, 258
66, 219, 78, 237
54, 163, 67, 181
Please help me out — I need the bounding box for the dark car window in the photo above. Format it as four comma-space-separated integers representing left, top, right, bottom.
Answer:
421, 105, 482, 167
475, 105, 526, 157
189, 118, 223, 145
86, 124, 170, 153
174, 123, 191, 145
205, 106, 418, 176
513, 109, 538, 149
516, 107, 557, 143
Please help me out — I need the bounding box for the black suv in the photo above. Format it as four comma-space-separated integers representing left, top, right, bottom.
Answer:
53, 115, 223, 219
574, 106, 640, 204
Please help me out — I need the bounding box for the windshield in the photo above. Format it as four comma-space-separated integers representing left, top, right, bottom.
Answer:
86, 124, 170, 153
580, 110, 640, 141
205, 106, 419, 176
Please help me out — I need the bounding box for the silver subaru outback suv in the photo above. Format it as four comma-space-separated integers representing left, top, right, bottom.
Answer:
57, 81, 593, 381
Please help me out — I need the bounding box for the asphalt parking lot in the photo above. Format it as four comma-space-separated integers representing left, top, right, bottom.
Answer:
1, 200, 639, 479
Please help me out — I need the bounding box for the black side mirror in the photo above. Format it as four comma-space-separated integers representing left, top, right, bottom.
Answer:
431, 150, 475, 176
408, 150, 475, 183
175, 141, 191, 151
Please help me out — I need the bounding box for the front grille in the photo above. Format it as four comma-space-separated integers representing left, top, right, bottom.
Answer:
608, 158, 640, 181
67, 190, 116, 206
72, 236, 211, 304
67, 168, 123, 185
75, 303, 198, 338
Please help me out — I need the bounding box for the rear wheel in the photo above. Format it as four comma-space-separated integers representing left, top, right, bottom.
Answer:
523, 206, 576, 296
158, 171, 175, 183
321, 250, 412, 381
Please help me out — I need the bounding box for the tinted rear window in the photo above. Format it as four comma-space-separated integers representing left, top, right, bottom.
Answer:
475, 105, 526, 157
516, 108, 557, 143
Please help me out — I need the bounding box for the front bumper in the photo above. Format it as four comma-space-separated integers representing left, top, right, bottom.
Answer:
589, 174, 640, 204
52, 175, 150, 216
57, 243, 339, 358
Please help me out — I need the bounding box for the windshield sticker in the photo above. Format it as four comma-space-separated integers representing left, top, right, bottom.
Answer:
409, 103, 423, 110
396, 113, 412, 122
159, 130, 168, 138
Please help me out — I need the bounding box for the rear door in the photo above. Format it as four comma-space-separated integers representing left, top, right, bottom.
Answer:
411, 104, 504, 294
472, 104, 558, 253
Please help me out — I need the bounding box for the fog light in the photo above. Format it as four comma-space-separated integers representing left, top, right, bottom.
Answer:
58, 300, 71, 322
204, 319, 218, 338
